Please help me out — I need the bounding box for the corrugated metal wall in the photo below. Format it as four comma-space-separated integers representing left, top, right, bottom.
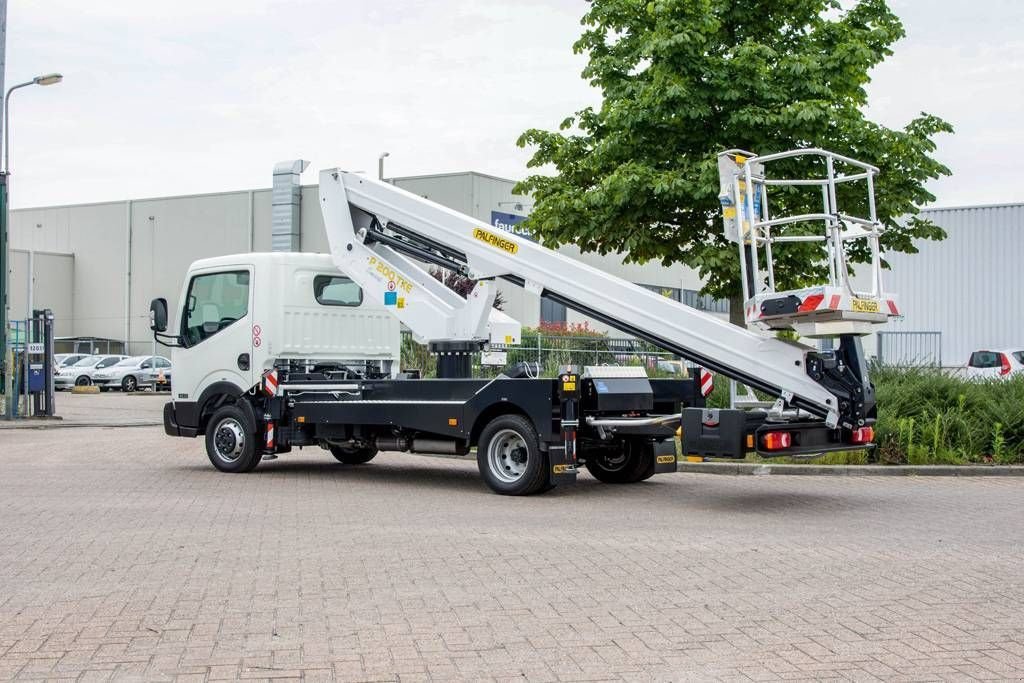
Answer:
882, 204, 1024, 366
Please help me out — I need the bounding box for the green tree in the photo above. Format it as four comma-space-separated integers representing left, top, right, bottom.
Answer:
516, 0, 952, 322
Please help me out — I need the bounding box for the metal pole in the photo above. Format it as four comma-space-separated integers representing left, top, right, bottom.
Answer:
0, 0, 6, 401
25, 248, 31, 319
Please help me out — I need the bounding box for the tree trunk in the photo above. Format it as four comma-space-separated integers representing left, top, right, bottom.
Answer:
728, 293, 745, 327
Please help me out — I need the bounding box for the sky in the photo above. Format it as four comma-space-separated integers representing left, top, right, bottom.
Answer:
5, 0, 1022, 209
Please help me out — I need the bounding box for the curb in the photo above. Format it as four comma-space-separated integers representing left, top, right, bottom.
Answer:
677, 462, 1024, 477
0, 421, 162, 431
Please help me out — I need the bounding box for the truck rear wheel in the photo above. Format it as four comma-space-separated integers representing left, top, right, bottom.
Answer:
585, 439, 655, 484
329, 444, 378, 464
205, 404, 261, 473
477, 414, 549, 496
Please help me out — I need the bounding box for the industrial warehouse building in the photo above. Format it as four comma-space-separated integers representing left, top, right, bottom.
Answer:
7, 164, 1021, 367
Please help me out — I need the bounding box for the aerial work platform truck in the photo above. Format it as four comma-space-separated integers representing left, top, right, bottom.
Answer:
150, 148, 897, 495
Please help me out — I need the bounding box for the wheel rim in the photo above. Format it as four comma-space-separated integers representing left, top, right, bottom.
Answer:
487, 429, 530, 483
213, 418, 246, 462
597, 451, 630, 472
124, 376, 136, 392
76, 376, 90, 386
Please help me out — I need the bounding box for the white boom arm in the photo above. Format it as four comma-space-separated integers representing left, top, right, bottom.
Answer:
320, 169, 846, 424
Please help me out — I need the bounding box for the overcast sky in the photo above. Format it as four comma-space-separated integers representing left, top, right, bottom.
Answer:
6, 0, 1021, 209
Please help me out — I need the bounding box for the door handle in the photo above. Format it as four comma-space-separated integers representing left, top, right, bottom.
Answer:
237, 353, 250, 371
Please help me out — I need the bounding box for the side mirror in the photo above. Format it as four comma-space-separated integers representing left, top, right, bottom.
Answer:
150, 298, 168, 332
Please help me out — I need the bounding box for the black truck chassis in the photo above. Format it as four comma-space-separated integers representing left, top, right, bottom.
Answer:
162, 365, 875, 495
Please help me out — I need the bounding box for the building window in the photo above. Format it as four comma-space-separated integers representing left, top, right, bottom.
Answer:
314, 275, 363, 307
639, 284, 682, 301
683, 289, 730, 314
540, 295, 567, 324
638, 284, 730, 313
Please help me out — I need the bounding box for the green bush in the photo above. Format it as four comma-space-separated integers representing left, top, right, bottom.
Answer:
873, 367, 1024, 465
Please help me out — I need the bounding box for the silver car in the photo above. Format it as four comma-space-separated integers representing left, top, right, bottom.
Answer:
54, 355, 127, 389
142, 359, 172, 392
92, 355, 172, 393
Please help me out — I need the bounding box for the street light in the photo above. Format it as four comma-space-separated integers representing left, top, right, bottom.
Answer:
378, 151, 389, 181
5, 72, 63, 172
1, 72, 63, 413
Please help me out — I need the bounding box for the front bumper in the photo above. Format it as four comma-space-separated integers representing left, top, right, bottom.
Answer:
164, 402, 198, 438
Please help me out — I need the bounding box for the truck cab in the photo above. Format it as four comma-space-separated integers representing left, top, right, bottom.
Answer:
153, 252, 400, 438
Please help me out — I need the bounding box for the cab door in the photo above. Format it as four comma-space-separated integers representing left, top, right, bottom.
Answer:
173, 267, 254, 401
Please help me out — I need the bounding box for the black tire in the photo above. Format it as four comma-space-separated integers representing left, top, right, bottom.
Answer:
585, 439, 655, 484
204, 404, 261, 473
329, 444, 378, 464
75, 375, 91, 387
122, 375, 138, 393
476, 414, 550, 496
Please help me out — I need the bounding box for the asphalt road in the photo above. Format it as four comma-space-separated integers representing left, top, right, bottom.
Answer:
1, 420, 1023, 681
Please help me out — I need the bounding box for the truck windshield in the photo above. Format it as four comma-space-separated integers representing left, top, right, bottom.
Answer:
182, 270, 250, 347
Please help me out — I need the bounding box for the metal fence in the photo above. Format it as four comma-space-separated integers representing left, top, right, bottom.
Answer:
401, 331, 684, 377
875, 331, 942, 367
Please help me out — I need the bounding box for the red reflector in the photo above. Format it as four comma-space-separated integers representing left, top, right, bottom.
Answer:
760, 431, 792, 450
850, 426, 874, 444
1000, 353, 1012, 376
798, 294, 825, 312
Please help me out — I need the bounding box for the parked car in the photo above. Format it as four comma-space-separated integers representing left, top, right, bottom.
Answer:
53, 353, 90, 374
966, 349, 1024, 380
142, 359, 172, 391
54, 355, 127, 389
55, 353, 90, 369
91, 355, 171, 392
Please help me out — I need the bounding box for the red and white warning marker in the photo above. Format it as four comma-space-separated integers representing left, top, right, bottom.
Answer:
699, 368, 714, 398
264, 420, 276, 450
262, 369, 279, 397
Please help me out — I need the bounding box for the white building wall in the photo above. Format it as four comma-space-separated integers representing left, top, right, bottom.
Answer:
878, 204, 1024, 366
8, 249, 75, 337
12, 201, 128, 342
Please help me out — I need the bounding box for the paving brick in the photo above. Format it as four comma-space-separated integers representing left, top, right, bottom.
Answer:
1, 425, 1024, 680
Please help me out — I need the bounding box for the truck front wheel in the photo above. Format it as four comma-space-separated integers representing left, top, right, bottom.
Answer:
585, 439, 655, 484
329, 444, 378, 464
476, 414, 549, 496
205, 405, 261, 473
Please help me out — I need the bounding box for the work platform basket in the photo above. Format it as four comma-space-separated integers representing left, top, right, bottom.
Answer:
717, 148, 900, 338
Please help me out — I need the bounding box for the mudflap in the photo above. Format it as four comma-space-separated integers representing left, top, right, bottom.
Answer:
652, 440, 678, 474
546, 444, 578, 487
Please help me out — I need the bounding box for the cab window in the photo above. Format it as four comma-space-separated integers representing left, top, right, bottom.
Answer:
314, 275, 362, 307
182, 270, 250, 347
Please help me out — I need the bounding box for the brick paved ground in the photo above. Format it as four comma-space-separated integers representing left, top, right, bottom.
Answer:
1, 425, 1023, 681
0, 392, 165, 429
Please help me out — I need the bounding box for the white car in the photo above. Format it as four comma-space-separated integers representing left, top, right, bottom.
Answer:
54, 355, 127, 389
55, 353, 90, 368
91, 355, 171, 393
965, 349, 1024, 380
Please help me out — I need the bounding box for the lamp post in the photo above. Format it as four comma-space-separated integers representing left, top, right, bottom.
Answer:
1, 72, 62, 410
378, 151, 389, 181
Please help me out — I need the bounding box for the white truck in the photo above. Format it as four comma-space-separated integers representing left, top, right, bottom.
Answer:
150, 148, 896, 495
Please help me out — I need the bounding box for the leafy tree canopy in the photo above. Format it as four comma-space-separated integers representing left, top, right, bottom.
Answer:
515, 0, 952, 304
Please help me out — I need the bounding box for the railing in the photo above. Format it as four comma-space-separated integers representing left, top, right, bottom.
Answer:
400, 331, 684, 378
875, 331, 942, 367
